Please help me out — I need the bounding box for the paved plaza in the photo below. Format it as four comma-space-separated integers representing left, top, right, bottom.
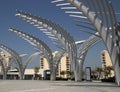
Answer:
0, 80, 120, 92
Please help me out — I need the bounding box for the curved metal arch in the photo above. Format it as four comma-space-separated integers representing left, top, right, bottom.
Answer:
51, 50, 66, 80
15, 11, 76, 53
76, 34, 101, 81
0, 44, 23, 79
15, 10, 66, 48
51, 0, 117, 36
24, 52, 41, 68
0, 44, 21, 66
15, 10, 77, 80
78, 34, 100, 57
54, 0, 120, 86
20, 52, 40, 80
75, 40, 85, 45
51, 0, 97, 35
9, 28, 53, 68
0, 44, 40, 80
0, 56, 12, 80
9, 28, 67, 81
52, 0, 101, 81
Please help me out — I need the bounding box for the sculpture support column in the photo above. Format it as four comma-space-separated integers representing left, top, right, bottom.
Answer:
75, 59, 84, 81
19, 67, 24, 80
50, 65, 57, 81
3, 69, 7, 80
0, 59, 9, 80
71, 0, 120, 85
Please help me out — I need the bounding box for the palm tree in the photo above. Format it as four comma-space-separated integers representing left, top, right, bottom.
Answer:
66, 71, 71, 79
95, 67, 103, 80
104, 66, 113, 78
70, 71, 74, 79
91, 70, 96, 80
60, 71, 66, 78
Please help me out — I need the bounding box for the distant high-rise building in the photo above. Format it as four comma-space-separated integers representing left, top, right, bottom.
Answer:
101, 50, 114, 77
0, 52, 12, 72
39, 51, 71, 78
101, 50, 112, 68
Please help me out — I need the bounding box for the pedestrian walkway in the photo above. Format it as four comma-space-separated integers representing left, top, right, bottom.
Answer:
0, 80, 120, 92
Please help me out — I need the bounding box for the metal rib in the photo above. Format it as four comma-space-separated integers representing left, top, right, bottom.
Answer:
96, 0, 104, 22
9, 28, 52, 60
65, 11, 83, 14
92, 0, 98, 16
109, 2, 117, 24
56, 3, 70, 6
61, 7, 77, 9
16, 11, 65, 49
69, 14, 87, 19
51, 0, 64, 3
105, 0, 114, 40
101, 0, 109, 30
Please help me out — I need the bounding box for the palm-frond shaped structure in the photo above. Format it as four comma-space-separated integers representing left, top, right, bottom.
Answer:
51, 0, 103, 81
77, 34, 101, 81
9, 28, 53, 78
0, 54, 12, 80
9, 28, 66, 80
52, 0, 120, 85
0, 44, 22, 79
15, 10, 77, 80
0, 44, 40, 80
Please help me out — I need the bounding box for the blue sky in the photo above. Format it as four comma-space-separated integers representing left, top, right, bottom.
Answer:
0, 0, 120, 69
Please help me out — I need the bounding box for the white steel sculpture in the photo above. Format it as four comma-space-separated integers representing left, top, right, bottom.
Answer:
77, 35, 101, 81
9, 28, 53, 79
9, 28, 65, 80
0, 44, 39, 80
52, 0, 120, 86
52, 0, 102, 82
15, 11, 77, 81
0, 55, 12, 80
0, 44, 22, 79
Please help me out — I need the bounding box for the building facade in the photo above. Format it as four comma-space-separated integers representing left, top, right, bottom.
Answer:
0, 51, 71, 80
101, 50, 114, 77
40, 51, 71, 79
0, 52, 12, 72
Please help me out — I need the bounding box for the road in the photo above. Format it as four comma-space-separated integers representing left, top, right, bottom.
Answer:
0, 80, 120, 92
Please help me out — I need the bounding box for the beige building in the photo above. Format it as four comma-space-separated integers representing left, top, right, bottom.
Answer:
40, 51, 71, 78
101, 50, 114, 77
0, 51, 71, 79
0, 52, 12, 72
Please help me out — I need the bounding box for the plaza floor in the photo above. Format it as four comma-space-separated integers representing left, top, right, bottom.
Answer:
0, 80, 120, 92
